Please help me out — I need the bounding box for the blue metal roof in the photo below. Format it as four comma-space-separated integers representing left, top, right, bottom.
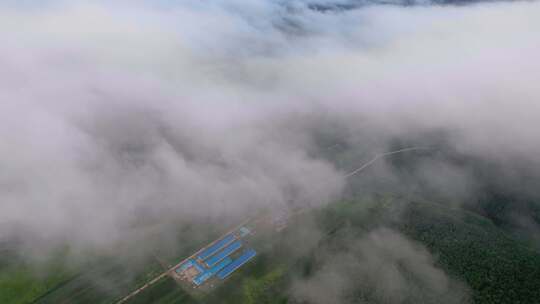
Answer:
217, 249, 257, 280
198, 234, 235, 261
192, 257, 232, 286
205, 240, 242, 268
190, 259, 205, 274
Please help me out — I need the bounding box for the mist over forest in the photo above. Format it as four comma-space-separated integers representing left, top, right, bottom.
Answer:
1, 1, 539, 304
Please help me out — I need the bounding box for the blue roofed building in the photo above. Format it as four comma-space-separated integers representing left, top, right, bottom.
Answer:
191, 259, 205, 273
205, 240, 242, 267
197, 234, 235, 261
175, 224, 257, 288
192, 257, 233, 286
217, 249, 257, 280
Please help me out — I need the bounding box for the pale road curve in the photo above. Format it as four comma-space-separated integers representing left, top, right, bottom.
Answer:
115, 147, 428, 304
116, 272, 169, 304
344, 147, 429, 178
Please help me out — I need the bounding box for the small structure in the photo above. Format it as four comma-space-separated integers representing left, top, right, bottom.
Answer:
239, 227, 251, 237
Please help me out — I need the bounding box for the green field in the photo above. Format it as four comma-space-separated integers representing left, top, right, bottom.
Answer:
32, 256, 163, 304
0, 258, 72, 304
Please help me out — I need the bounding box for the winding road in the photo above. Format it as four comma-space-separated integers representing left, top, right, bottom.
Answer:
115, 146, 428, 303
344, 147, 429, 178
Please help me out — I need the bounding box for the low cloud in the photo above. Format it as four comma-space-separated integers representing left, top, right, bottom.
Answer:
291, 228, 470, 304
1, 0, 539, 255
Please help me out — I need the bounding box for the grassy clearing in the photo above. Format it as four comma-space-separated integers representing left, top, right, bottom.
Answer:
33, 257, 163, 304
0, 247, 73, 304
0, 263, 71, 304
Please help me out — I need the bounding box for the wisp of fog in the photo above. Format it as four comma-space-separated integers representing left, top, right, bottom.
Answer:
1, 0, 539, 262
